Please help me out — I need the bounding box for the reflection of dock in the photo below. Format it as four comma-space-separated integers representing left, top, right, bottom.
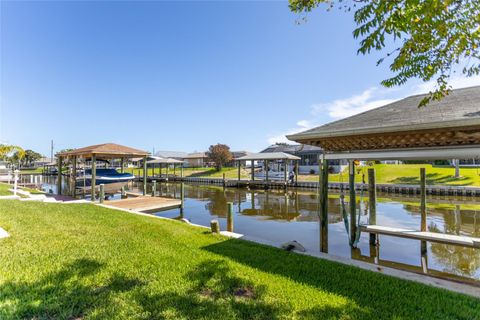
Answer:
361, 225, 480, 248
105, 195, 181, 212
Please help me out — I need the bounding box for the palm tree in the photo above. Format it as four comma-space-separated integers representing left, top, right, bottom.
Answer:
0, 144, 25, 167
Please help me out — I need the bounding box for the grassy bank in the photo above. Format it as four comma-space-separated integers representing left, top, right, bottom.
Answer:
0, 183, 12, 196
0, 201, 478, 319
300, 164, 480, 186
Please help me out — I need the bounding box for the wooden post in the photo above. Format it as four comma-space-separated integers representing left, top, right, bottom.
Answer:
222, 173, 226, 187
57, 156, 62, 195
420, 168, 427, 232
72, 156, 77, 197
210, 220, 220, 233
227, 202, 234, 232
121, 186, 127, 199
420, 167, 428, 271
152, 180, 157, 197
166, 164, 169, 180
349, 160, 356, 246
120, 158, 125, 173
99, 184, 105, 203
368, 168, 377, 245
143, 156, 147, 195
160, 164, 163, 178
319, 157, 329, 253
265, 160, 269, 182
295, 161, 298, 185
174, 164, 176, 177
91, 155, 96, 201
284, 160, 287, 182
251, 162, 255, 181
180, 165, 184, 178
237, 161, 241, 181
454, 159, 460, 178
180, 182, 185, 215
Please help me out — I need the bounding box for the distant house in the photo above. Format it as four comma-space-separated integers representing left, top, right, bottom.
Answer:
259, 143, 347, 173
230, 151, 252, 167
33, 157, 53, 168
183, 152, 209, 167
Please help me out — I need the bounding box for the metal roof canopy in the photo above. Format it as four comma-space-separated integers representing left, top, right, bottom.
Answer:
324, 145, 480, 161
236, 152, 300, 161
146, 158, 184, 164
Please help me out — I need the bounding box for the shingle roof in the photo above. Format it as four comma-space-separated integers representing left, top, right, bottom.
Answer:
184, 152, 207, 159
57, 143, 149, 158
287, 86, 480, 141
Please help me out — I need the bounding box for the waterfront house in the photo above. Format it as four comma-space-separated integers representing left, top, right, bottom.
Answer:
260, 143, 347, 173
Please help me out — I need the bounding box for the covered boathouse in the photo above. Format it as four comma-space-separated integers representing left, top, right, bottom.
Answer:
56, 143, 150, 199
287, 85, 480, 259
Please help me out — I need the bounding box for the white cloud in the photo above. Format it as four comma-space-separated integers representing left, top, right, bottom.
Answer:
267, 87, 400, 145
267, 120, 316, 145
311, 87, 397, 119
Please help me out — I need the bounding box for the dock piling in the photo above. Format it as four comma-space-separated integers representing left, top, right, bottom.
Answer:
368, 168, 377, 245
152, 180, 157, 197
227, 202, 234, 232
210, 220, 220, 233
180, 182, 185, 215
349, 160, 357, 247
99, 184, 105, 203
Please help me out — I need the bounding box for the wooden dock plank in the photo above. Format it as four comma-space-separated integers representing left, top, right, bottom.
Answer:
361, 225, 480, 248
105, 196, 181, 212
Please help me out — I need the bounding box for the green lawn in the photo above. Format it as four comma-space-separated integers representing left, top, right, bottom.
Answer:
19, 168, 44, 174
0, 201, 478, 319
298, 164, 480, 186
0, 183, 12, 196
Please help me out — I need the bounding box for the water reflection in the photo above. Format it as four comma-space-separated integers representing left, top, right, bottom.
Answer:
37, 175, 480, 283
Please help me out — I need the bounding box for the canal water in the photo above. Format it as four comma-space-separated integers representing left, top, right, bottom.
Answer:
31, 175, 480, 285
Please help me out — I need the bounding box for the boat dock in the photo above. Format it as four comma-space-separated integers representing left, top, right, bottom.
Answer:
361, 225, 480, 248
105, 195, 182, 212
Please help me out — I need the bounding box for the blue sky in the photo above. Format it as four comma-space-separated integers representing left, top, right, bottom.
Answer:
1, 1, 479, 156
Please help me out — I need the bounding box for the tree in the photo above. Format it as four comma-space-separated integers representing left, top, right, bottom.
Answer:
289, 0, 480, 106
0, 144, 25, 164
207, 144, 233, 171
22, 149, 42, 167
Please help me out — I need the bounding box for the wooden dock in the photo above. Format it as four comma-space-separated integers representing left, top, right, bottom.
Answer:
105, 196, 181, 212
361, 225, 480, 248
